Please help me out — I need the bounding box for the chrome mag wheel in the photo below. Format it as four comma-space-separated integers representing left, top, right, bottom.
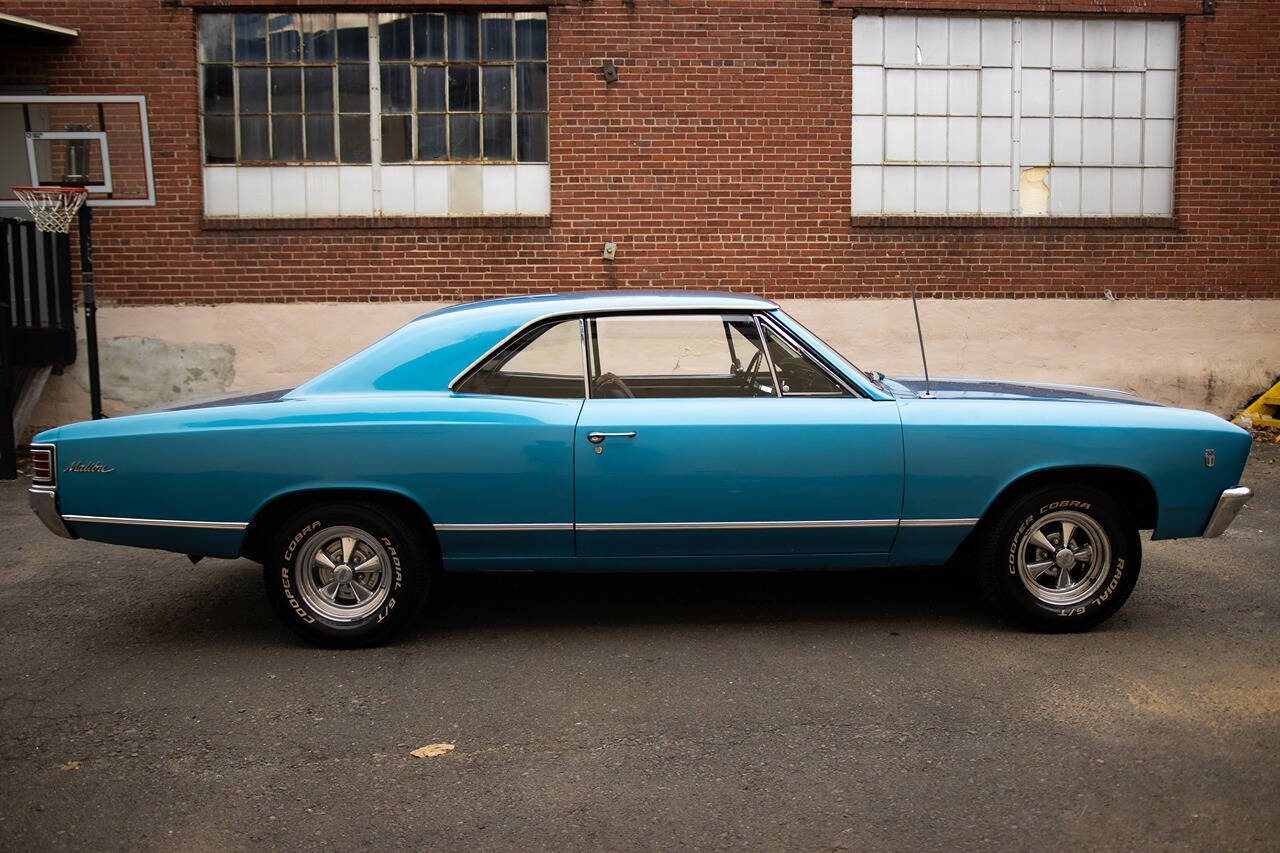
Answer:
294, 525, 393, 622
1016, 510, 1112, 607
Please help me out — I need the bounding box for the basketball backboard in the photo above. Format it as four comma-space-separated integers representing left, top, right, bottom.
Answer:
0, 94, 155, 208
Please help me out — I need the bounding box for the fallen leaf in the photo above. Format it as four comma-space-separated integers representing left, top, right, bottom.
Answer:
58, 761, 80, 772
410, 743, 455, 759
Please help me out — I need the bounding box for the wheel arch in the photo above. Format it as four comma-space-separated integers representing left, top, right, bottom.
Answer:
240, 487, 442, 567
945, 464, 1156, 569
979, 465, 1158, 534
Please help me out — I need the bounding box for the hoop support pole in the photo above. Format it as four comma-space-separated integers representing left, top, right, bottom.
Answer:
76, 206, 104, 420
0, 261, 15, 480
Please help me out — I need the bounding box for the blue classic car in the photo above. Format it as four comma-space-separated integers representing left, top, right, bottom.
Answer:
28, 292, 1253, 646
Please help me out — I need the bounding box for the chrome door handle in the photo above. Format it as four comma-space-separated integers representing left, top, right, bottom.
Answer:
587, 431, 637, 444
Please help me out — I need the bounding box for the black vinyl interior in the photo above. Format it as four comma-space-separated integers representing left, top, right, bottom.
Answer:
595, 374, 772, 399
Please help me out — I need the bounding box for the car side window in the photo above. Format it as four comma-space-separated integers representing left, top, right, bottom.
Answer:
760, 322, 848, 396
587, 313, 774, 399
456, 318, 585, 398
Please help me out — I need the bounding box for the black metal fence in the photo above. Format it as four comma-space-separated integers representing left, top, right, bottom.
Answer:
1, 217, 76, 479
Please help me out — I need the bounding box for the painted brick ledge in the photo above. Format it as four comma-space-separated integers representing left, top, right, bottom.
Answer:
851, 215, 1178, 229
832, 0, 1202, 13
174, 0, 570, 7
201, 215, 553, 231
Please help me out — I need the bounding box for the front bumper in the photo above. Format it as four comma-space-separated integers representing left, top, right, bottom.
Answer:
1202, 486, 1253, 538
28, 488, 75, 539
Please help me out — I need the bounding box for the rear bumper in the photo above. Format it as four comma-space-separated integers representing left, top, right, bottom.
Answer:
1202, 486, 1253, 538
28, 487, 75, 539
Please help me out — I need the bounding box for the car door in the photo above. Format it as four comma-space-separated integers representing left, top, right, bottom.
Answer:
442, 316, 586, 566
573, 312, 904, 559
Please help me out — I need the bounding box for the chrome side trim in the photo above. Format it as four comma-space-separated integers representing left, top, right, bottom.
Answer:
61, 514, 249, 531
449, 302, 779, 392
28, 488, 75, 539
576, 519, 900, 531
898, 518, 980, 528
1202, 486, 1252, 538
435, 518, 981, 532
435, 523, 575, 532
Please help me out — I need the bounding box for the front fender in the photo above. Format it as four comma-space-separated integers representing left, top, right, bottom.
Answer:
892, 398, 1251, 564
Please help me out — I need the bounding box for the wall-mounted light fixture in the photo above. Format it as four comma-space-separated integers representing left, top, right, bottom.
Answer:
602, 242, 617, 261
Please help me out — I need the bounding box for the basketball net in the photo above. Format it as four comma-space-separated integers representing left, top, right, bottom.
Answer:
11, 185, 89, 233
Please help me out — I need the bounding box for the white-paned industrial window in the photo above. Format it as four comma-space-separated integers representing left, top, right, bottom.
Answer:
851, 15, 1178, 217
198, 10, 550, 218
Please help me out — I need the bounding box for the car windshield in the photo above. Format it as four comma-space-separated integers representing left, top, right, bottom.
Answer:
774, 311, 888, 394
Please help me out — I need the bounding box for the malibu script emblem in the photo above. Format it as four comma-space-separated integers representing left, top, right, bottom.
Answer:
63, 461, 116, 474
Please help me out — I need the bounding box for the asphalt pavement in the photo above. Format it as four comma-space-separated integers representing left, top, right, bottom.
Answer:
1, 444, 1277, 851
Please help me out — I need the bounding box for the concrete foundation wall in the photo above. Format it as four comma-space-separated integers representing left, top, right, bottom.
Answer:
28, 299, 1280, 434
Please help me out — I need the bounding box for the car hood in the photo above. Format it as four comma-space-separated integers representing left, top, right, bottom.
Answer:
882, 376, 1161, 405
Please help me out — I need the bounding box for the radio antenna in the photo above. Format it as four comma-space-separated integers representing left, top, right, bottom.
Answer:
907, 275, 934, 399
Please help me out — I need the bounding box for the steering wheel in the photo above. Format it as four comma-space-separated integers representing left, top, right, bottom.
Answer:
738, 350, 769, 395
594, 372, 636, 399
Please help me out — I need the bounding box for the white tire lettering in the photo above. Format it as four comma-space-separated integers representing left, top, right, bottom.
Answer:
1094, 557, 1124, 605
1040, 500, 1091, 513
284, 520, 321, 561
279, 564, 315, 624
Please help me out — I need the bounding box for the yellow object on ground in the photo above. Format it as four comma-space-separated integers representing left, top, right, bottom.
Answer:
1240, 378, 1280, 428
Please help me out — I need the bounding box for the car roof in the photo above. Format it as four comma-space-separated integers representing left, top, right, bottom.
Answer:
422, 290, 777, 322
293, 290, 780, 396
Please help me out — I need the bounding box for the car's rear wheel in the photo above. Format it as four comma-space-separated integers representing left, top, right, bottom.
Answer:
263, 501, 432, 647
977, 484, 1141, 631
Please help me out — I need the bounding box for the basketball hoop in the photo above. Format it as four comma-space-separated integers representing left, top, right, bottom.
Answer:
11, 185, 89, 233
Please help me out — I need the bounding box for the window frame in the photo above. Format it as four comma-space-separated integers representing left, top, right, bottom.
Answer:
850, 14, 1179, 217
198, 12, 374, 166
584, 312, 778, 399
375, 11, 548, 165
197, 9, 549, 168
450, 310, 867, 401
453, 316, 588, 399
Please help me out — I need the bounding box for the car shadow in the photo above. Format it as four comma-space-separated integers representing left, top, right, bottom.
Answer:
408, 565, 994, 637
116, 561, 998, 648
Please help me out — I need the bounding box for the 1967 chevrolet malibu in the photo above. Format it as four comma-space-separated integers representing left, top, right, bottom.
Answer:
27, 292, 1253, 646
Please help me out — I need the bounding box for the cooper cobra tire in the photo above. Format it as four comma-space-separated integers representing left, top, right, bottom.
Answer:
263, 501, 433, 648
977, 484, 1141, 632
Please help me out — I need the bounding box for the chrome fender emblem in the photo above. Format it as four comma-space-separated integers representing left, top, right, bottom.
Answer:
1204, 449, 1215, 468
63, 461, 116, 473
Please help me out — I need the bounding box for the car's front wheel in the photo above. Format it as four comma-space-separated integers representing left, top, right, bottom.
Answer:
263, 501, 432, 647
977, 484, 1141, 631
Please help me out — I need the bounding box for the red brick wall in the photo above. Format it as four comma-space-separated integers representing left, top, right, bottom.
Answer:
2, 0, 1277, 301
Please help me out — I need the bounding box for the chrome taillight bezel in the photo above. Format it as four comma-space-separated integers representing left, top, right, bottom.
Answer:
29, 443, 56, 487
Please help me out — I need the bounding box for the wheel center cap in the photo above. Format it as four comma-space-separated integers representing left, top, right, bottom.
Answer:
1054, 548, 1076, 571
334, 565, 353, 583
